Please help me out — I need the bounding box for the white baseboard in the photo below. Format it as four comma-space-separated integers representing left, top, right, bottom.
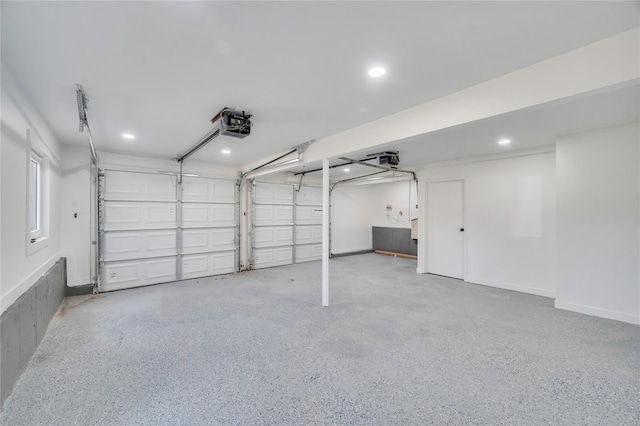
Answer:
465, 276, 556, 299
554, 300, 640, 325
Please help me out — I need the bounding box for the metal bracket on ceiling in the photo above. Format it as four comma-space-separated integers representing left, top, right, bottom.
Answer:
176, 106, 252, 164
338, 157, 417, 181
75, 84, 98, 162
295, 139, 315, 155
176, 127, 221, 164
330, 170, 389, 193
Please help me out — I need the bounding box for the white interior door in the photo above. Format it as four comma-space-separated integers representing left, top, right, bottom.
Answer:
427, 180, 464, 279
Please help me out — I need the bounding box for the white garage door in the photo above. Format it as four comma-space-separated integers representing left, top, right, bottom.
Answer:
99, 170, 238, 292
180, 176, 238, 279
251, 182, 322, 269
252, 182, 294, 269
294, 186, 323, 263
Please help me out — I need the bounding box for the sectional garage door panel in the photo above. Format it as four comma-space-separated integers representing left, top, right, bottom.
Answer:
296, 225, 322, 245
181, 252, 236, 280
182, 228, 236, 254
254, 205, 294, 226
295, 244, 323, 263
296, 186, 323, 205
254, 246, 294, 269
181, 176, 236, 203
103, 202, 177, 231
102, 257, 177, 292
255, 182, 294, 205
252, 182, 295, 270
101, 170, 178, 291
295, 205, 323, 225
103, 230, 177, 262
100, 171, 239, 291
251, 183, 323, 269
182, 203, 236, 228
104, 171, 177, 202
254, 226, 294, 248
294, 186, 323, 264
179, 177, 238, 280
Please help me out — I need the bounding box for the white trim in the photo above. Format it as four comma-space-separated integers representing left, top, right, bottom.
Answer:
554, 300, 640, 325
465, 276, 556, 299
1, 255, 61, 314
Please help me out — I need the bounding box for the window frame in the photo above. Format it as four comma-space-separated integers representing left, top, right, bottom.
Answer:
29, 151, 42, 240
26, 129, 50, 254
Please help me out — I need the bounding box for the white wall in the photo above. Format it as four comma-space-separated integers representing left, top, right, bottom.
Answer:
417, 151, 557, 298
370, 180, 418, 229
60, 146, 92, 287
330, 179, 417, 254
555, 123, 639, 324
330, 184, 374, 254
1, 66, 63, 313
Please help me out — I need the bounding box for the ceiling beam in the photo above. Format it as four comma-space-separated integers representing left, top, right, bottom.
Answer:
242, 28, 638, 172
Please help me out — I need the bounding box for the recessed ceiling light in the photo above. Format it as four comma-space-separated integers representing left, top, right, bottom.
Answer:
122, 133, 135, 139
498, 139, 511, 145
368, 67, 386, 77
221, 149, 231, 154
344, 168, 351, 172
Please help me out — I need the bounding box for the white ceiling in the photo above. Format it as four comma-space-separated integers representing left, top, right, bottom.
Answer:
2, 1, 639, 168
289, 82, 639, 180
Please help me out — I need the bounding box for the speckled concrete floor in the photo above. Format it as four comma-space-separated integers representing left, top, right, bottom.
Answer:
1, 254, 639, 425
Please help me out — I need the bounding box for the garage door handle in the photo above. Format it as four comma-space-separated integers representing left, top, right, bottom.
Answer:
460, 228, 464, 232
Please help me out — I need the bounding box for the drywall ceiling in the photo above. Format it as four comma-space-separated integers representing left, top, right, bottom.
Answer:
290, 82, 639, 180
2, 1, 639, 168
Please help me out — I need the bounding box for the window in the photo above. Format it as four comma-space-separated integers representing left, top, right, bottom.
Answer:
26, 129, 49, 254
29, 153, 42, 240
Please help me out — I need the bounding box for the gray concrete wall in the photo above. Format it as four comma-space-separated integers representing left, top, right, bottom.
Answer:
1, 258, 66, 409
372, 227, 417, 256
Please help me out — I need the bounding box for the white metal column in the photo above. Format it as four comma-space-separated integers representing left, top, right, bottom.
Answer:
322, 159, 329, 306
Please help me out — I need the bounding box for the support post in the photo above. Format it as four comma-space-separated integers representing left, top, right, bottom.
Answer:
322, 158, 330, 306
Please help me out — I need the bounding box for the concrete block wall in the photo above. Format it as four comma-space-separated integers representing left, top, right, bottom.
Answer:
1, 258, 66, 409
